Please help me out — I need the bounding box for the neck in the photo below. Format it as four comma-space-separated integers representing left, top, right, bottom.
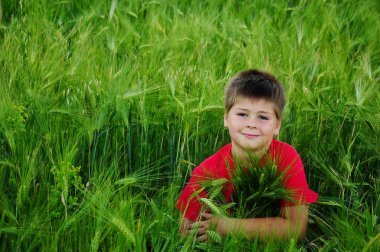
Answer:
231, 148, 266, 167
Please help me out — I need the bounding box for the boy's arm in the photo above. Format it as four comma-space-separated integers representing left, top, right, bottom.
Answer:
188, 205, 309, 242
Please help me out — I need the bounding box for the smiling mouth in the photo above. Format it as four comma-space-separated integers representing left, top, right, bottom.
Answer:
242, 133, 259, 139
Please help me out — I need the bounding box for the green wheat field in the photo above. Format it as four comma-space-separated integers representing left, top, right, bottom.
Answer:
0, 0, 379, 251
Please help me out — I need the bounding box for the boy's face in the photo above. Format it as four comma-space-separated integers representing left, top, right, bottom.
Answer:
224, 97, 281, 159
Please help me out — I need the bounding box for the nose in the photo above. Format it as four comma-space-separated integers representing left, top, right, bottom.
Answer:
246, 118, 257, 128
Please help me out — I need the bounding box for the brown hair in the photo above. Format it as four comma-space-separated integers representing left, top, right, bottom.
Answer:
224, 69, 285, 119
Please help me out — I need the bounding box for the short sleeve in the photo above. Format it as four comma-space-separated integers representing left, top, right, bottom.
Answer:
275, 143, 318, 207
176, 144, 233, 221
176, 166, 211, 222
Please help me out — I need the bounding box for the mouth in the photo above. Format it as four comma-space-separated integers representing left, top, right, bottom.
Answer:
241, 132, 259, 139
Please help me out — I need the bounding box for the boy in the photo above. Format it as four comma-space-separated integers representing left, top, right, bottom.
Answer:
176, 69, 318, 242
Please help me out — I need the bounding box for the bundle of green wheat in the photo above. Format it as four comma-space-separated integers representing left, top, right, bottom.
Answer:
231, 155, 294, 218
201, 154, 293, 219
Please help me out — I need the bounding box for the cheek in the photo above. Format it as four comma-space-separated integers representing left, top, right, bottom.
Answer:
234, 120, 245, 129
261, 123, 275, 133
234, 117, 246, 125
258, 121, 269, 128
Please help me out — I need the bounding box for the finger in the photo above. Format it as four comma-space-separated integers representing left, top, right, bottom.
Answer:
196, 233, 208, 243
196, 226, 207, 236
185, 228, 191, 235
188, 221, 200, 230
202, 212, 213, 220
185, 227, 200, 236
187, 222, 205, 235
191, 220, 209, 229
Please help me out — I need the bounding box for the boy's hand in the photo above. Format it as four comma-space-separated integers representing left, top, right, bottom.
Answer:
186, 213, 227, 242
186, 212, 219, 242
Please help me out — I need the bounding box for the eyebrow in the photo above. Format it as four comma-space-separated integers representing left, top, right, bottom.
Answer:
235, 107, 249, 111
235, 107, 272, 114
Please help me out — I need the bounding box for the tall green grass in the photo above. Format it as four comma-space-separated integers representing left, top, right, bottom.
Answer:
1, 0, 379, 251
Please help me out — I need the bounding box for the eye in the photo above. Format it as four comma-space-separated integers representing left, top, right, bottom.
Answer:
258, 115, 269, 120
237, 113, 248, 117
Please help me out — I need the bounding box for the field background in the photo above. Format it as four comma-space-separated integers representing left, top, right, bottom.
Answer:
0, 0, 379, 251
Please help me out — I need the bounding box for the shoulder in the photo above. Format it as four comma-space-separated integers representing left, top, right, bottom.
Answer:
199, 144, 231, 164
269, 139, 303, 171
270, 139, 300, 158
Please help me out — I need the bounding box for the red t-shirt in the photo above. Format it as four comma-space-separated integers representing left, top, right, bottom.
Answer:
176, 139, 318, 222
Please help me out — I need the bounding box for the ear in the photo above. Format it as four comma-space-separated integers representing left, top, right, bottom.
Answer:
224, 113, 229, 128
274, 118, 282, 136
